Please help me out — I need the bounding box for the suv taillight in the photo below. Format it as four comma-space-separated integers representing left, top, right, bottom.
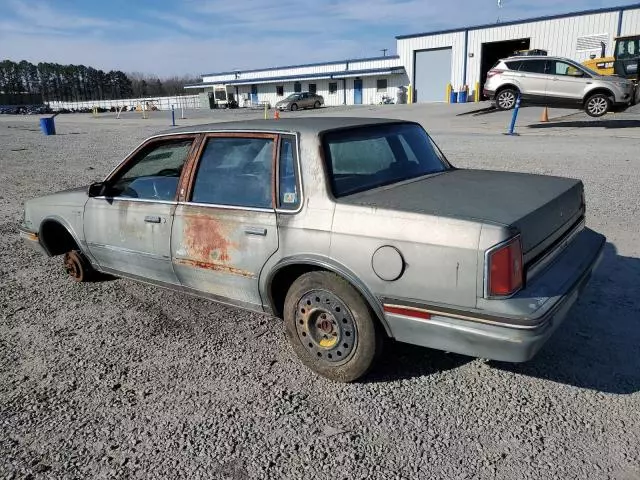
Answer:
487, 236, 523, 297
487, 69, 501, 78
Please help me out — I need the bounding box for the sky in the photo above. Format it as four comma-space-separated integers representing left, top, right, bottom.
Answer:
0, 0, 637, 77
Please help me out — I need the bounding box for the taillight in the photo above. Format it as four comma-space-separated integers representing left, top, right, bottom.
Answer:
487, 236, 523, 297
487, 69, 502, 78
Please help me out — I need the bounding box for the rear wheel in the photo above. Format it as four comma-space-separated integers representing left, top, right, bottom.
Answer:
496, 88, 518, 110
63, 250, 94, 282
585, 93, 611, 117
283, 271, 382, 382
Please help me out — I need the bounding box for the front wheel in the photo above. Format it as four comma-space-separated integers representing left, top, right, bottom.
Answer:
585, 93, 611, 117
290, 103, 298, 111
495, 88, 518, 110
283, 272, 382, 382
314, 101, 321, 109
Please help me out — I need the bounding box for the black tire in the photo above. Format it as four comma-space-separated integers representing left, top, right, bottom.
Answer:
585, 93, 611, 117
290, 103, 298, 111
313, 101, 321, 109
495, 88, 518, 111
63, 250, 94, 282
283, 271, 382, 382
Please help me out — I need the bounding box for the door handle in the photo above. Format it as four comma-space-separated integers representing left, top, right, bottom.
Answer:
244, 226, 267, 236
144, 216, 161, 224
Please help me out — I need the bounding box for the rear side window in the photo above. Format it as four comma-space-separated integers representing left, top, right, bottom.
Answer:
278, 136, 300, 210
191, 137, 274, 208
519, 60, 547, 74
505, 60, 522, 70
322, 123, 449, 197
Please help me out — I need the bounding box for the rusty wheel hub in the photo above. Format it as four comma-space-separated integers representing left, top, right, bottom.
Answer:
63, 252, 84, 282
295, 290, 357, 364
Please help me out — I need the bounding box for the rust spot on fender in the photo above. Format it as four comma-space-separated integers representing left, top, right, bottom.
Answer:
174, 258, 255, 278
182, 215, 236, 263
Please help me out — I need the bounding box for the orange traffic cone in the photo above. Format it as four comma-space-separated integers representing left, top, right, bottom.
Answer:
274, 110, 280, 120
540, 106, 549, 122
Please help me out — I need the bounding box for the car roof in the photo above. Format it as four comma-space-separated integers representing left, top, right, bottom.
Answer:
502, 55, 570, 61
157, 117, 411, 136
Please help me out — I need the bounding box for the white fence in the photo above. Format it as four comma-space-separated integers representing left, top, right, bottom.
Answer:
48, 95, 200, 111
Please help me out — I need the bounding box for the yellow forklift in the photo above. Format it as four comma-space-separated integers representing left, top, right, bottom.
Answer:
583, 35, 640, 103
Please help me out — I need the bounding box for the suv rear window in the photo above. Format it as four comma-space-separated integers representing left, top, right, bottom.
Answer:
322, 123, 450, 197
519, 59, 547, 74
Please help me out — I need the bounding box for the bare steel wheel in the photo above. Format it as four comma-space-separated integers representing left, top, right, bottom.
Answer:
585, 93, 611, 117
63, 250, 93, 282
284, 271, 383, 382
496, 88, 518, 111
295, 290, 358, 365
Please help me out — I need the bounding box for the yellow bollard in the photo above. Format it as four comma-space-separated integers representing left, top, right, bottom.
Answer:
264, 102, 267, 120
446, 83, 453, 103
475, 82, 481, 102
408, 85, 413, 104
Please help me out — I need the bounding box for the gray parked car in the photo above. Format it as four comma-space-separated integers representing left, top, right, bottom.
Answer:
20, 118, 605, 382
484, 55, 635, 117
275, 92, 324, 111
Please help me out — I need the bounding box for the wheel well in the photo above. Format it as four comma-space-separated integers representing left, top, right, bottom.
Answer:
269, 264, 322, 318
39, 220, 79, 256
496, 84, 519, 96
584, 88, 614, 103
267, 263, 392, 337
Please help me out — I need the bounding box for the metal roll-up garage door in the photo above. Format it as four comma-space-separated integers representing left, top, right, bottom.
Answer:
413, 47, 452, 103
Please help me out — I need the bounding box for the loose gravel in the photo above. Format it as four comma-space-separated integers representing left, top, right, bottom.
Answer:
1, 107, 639, 480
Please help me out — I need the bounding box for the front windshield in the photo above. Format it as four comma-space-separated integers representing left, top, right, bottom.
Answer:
617, 38, 640, 60
580, 63, 601, 76
285, 94, 301, 100
322, 123, 450, 197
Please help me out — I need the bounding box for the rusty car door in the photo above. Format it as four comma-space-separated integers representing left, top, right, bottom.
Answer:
171, 133, 279, 311
84, 135, 200, 285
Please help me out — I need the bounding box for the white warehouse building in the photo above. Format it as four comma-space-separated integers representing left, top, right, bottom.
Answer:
187, 3, 640, 107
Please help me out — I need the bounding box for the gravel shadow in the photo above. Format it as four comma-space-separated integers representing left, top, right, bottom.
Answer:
364, 341, 472, 383
491, 242, 640, 394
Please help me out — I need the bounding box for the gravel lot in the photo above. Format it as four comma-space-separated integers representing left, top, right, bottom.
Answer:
1, 105, 639, 480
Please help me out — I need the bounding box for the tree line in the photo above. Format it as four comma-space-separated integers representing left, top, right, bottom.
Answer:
0, 59, 199, 103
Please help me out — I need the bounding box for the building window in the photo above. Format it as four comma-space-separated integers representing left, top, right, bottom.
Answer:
308, 83, 317, 94
294, 82, 301, 93
276, 85, 284, 96
376, 79, 388, 93
329, 82, 338, 94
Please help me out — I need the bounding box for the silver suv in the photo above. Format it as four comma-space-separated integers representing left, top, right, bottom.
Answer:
484, 55, 635, 117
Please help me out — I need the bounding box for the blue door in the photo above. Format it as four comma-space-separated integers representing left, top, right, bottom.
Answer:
354, 79, 363, 104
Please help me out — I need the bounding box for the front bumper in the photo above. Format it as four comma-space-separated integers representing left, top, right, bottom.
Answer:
383, 228, 605, 362
19, 226, 48, 255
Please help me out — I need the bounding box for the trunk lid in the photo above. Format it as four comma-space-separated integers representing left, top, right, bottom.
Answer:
339, 169, 584, 254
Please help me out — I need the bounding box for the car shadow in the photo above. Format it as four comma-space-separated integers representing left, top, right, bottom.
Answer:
365, 242, 640, 394
529, 119, 640, 129
364, 341, 472, 383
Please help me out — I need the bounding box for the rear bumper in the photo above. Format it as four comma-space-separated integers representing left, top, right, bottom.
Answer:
383, 228, 605, 362
19, 226, 48, 255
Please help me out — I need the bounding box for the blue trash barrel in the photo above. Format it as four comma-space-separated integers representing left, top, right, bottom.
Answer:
39, 117, 56, 135
449, 90, 458, 104
458, 90, 468, 103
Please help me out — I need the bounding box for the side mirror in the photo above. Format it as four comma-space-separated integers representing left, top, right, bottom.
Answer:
88, 182, 106, 197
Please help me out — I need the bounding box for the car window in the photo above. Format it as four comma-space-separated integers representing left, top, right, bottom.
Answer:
278, 136, 300, 210
550, 61, 583, 76
322, 123, 450, 197
191, 137, 274, 209
108, 139, 193, 201
519, 60, 547, 74
505, 60, 522, 70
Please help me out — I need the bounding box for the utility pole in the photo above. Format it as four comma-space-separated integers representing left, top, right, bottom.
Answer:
381, 48, 388, 57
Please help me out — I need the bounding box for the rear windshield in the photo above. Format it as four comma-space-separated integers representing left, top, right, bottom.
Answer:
322, 123, 450, 197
